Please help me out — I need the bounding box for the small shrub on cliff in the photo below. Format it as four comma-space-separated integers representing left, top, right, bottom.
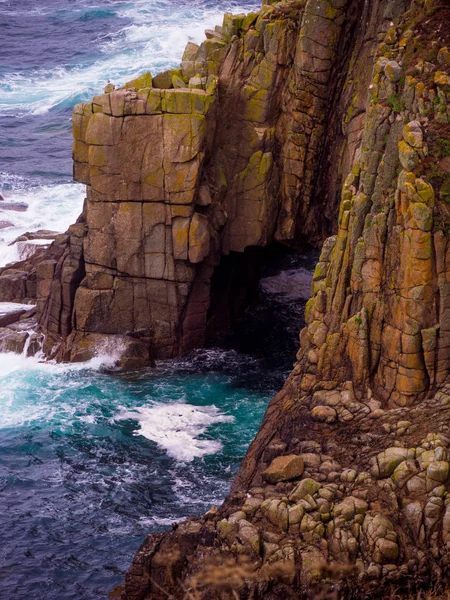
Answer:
436, 137, 450, 157
387, 93, 406, 112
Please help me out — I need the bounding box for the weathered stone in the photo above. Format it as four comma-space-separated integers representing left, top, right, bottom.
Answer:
398, 140, 419, 171
374, 538, 399, 564
28, 5, 450, 598
288, 503, 305, 526
438, 47, 450, 66
182, 42, 199, 62
261, 499, 289, 531
384, 61, 402, 82
311, 405, 337, 423
372, 448, 408, 478
435, 71, 450, 86
426, 461, 449, 484
124, 71, 152, 89
290, 478, 321, 501
403, 122, 423, 149
188, 213, 210, 263
262, 455, 304, 484
238, 520, 261, 555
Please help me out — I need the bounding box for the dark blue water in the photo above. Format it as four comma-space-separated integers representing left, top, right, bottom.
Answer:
0, 2, 318, 599
0, 249, 315, 600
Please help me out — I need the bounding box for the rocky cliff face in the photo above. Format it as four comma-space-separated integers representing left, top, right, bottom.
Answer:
35, 0, 375, 366
3, 0, 447, 596
93, 0, 450, 598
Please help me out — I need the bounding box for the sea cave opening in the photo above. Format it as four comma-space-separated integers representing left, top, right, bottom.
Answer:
205, 241, 320, 391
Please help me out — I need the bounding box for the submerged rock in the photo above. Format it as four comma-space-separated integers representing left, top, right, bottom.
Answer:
0, 202, 28, 212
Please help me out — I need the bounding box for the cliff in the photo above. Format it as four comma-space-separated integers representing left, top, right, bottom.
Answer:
35, 0, 368, 366
1, 0, 450, 597
111, 0, 450, 597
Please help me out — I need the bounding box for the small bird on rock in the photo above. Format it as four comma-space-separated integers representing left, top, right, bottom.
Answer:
104, 80, 115, 94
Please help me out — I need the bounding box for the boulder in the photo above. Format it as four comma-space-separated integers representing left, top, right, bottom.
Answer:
311, 405, 337, 423
372, 447, 409, 478
0, 202, 28, 212
290, 478, 321, 501
262, 455, 304, 484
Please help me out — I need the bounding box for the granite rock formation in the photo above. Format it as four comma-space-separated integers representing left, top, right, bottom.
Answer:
1, 0, 450, 596
108, 0, 450, 598
35, 0, 368, 366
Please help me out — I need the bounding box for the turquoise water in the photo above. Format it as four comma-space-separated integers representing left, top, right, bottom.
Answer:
0, 351, 270, 598
0, 249, 316, 599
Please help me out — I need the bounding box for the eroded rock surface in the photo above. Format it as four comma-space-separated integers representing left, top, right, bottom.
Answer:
36, 0, 368, 365
100, 0, 450, 598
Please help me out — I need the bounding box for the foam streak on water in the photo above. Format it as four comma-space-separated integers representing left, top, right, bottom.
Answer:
116, 402, 235, 462
0, 180, 85, 266
0, 0, 259, 117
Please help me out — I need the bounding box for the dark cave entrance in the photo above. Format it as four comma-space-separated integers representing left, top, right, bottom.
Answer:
205, 242, 319, 389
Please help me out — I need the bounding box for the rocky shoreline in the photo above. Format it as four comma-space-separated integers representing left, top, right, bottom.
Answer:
1, 0, 450, 597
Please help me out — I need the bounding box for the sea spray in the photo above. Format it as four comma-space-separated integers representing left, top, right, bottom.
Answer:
116, 402, 235, 462
0, 182, 84, 266
0, 0, 260, 117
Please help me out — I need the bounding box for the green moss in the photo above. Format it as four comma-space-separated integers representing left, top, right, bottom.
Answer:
305, 298, 315, 323
242, 12, 259, 31
345, 91, 360, 123
124, 71, 152, 89
436, 138, 450, 157
325, 4, 339, 19
387, 93, 406, 113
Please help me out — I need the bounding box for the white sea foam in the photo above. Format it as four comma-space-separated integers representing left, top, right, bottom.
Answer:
0, 1, 259, 116
0, 348, 127, 430
116, 402, 234, 462
138, 515, 182, 527
0, 346, 123, 381
0, 302, 35, 315
0, 181, 84, 267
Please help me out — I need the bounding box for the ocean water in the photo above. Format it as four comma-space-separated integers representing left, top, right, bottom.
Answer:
0, 1, 316, 599
0, 351, 269, 599
0, 249, 316, 599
